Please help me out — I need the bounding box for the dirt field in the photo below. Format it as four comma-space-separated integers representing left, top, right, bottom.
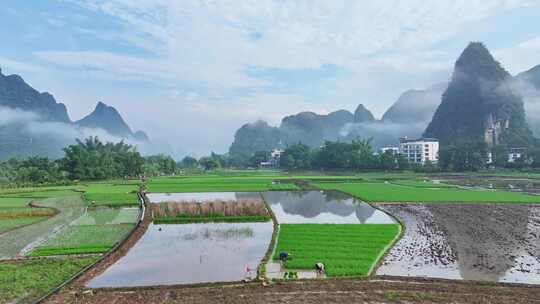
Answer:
44, 276, 540, 304
377, 203, 540, 283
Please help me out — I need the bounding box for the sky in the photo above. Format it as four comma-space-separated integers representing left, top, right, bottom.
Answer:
2, 0, 540, 156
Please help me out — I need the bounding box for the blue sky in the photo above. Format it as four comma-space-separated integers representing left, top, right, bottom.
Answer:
2, 0, 540, 155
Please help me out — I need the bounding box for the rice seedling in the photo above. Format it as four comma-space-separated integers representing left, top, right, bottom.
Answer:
273, 224, 399, 277
0, 257, 97, 303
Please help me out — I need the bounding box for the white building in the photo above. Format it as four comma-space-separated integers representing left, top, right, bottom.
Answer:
260, 149, 284, 168
508, 147, 526, 163
399, 137, 439, 165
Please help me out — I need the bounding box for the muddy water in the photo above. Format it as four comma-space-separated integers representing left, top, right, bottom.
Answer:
262, 190, 394, 224
436, 177, 540, 195
377, 204, 540, 284
146, 192, 261, 203
87, 222, 272, 288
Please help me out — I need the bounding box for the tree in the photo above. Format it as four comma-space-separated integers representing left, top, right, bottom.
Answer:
280, 143, 312, 170
145, 154, 176, 175
492, 144, 508, 168
62, 136, 144, 180
396, 155, 409, 171
199, 157, 220, 170
379, 151, 396, 171
180, 156, 198, 168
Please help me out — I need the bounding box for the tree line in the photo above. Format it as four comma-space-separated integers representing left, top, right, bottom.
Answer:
277, 140, 410, 171
0, 137, 179, 186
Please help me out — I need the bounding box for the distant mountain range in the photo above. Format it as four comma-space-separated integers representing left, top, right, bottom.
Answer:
229, 82, 448, 160
0, 68, 148, 159
229, 42, 540, 159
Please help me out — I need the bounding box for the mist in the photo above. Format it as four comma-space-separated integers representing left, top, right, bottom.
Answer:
340, 120, 428, 149
502, 78, 540, 137
0, 106, 160, 159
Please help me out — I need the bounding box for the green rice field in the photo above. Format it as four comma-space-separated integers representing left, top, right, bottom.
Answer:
71, 207, 139, 226
273, 224, 400, 277
148, 175, 299, 192
0, 257, 97, 303
315, 181, 540, 203
0, 217, 47, 234
83, 183, 139, 206
30, 224, 133, 256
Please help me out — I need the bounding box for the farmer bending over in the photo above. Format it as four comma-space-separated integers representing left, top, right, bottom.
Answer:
279, 251, 289, 262
315, 262, 325, 274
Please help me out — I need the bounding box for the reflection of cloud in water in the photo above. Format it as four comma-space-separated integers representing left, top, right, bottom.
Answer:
263, 190, 375, 221
87, 222, 272, 287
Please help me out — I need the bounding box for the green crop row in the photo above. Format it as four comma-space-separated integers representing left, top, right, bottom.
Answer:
273, 224, 399, 277
31, 224, 132, 255
315, 181, 540, 203
28, 244, 112, 257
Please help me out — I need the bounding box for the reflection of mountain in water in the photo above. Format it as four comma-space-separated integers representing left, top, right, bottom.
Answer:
428, 204, 530, 282
263, 191, 375, 222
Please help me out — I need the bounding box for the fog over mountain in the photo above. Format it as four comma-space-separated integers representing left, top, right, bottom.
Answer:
424, 42, 534, 146
0, 69, 156, 160
513, 65, 540, 137
229, 82, 447, 159
229, 41, 540, 159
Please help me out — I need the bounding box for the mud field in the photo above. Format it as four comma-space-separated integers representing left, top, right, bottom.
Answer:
377, 203, 540, 284
45, 277, 540, 304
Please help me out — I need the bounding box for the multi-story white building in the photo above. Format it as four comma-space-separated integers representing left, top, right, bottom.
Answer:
399, 137, 439, 164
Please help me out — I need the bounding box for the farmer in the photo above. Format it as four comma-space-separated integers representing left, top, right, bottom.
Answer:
279, 251, 289, 262
315, 262, 325, 274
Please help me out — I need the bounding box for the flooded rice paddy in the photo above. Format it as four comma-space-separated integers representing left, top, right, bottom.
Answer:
262, 190, 395, 224
435, 176, 540, 195
88, 222, 272, 288
90, 190, 540, 286
377, 203, 540, 284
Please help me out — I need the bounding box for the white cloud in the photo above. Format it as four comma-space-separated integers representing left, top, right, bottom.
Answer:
12, 0, 539, 155
60, 1, 535, 87
495, 36, 540, 74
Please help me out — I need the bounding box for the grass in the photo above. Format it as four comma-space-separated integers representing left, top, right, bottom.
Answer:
0, 257, 97, 303
273, 224, 400, 277
0, 216, 47, 234
30, 224, 133, 256
148, 175, 300, 192
388, 179, 456, 188
154, 214, 271, 224
29, 244, 112, 257
71, 207, 139, 226
83, 182, 139, 206
315, 181, 540, 203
